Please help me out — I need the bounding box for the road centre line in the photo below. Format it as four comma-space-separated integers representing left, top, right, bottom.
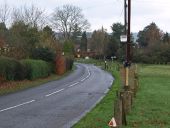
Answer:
80, 75, 89, 82
45, 88, 65, 97
46, 67, 91, 97
0, 100, 35, 113
80, 77, 86, 82
68, 82, 79, 87
80, 67, 91, 82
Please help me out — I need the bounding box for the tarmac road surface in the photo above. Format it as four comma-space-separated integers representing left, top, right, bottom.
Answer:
0, 63, 114, 128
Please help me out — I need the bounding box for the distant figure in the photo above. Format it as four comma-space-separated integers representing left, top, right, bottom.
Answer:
104, 61, 108, 69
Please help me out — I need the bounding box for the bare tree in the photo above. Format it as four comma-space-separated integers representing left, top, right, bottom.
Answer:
89, 27, 109, 57
11, 7, 24, 23
0, 2, 10, 24
51, 4, 90, 40
11, 4, 46, 28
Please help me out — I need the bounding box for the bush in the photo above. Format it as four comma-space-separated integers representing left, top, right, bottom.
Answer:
65, 56, 74, 71
21, 59, 51, 80
31, 47, 55, 62
55, 55, 74, 75
63, 40, 74, 55
55, 55, 66, 75
0, 56, 25, 81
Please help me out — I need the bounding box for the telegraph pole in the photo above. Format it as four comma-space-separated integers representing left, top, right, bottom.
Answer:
124, 0, 131, 87
124, 0, 131, 65
113, 1, 132, 125
127, 0, 131, 63
124, 0, 127, 35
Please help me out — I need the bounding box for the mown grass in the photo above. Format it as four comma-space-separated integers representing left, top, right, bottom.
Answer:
124, 65, 170, 128
73, 59, 121, 128
0, 70, 74, 96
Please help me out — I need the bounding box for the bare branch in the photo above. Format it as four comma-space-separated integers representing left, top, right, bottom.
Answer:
0, 2, 11, 24
11, 4, 46, 28
51, 4, 90, 40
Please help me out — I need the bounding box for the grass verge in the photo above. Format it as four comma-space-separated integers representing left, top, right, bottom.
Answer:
73, 59, 121, 128
0, 69, 74, 96
124, 65, 170, 128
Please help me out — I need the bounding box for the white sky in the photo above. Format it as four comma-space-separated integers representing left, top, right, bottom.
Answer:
1, 0, 170, 33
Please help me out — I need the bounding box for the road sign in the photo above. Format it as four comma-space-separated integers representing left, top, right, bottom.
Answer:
108, 117, 117, 127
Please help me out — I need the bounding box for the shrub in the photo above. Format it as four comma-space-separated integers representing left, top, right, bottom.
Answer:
65, 56, 74, 71
0, 56, 25, 81
55, 55, 66, 75
31, 47, 55, 62
48, 62, 55, 74
21, 59, 51, 80
63, 40, 74, 55
55, 55, 74, 75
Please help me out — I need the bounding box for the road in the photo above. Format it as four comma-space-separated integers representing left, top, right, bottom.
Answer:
0, 63, 114, 128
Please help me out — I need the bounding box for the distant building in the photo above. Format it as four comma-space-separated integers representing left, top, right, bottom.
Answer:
53, 32, 64, 40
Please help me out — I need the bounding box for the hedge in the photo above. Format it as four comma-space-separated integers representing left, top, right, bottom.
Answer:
21, 59, 51, 80
0, 56, 72, 82
0, 56, 25, 81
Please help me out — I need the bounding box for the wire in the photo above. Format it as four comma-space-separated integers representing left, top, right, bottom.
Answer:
82, 0, 121, 10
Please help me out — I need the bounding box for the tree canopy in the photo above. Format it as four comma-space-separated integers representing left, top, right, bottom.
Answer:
137, 22, 162, 47
51, 4, 90, 40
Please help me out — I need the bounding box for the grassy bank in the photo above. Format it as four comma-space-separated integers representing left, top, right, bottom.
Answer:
73, 59, 121, 128
0, 70, 73, 96
124, 65, 170, 128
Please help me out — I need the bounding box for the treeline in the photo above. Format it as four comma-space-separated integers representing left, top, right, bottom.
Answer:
0, 3, 91, 57
87, 23, 130, 60
0, 22, 58, 59
133, 22, 170, 64
87, 22, 170, 64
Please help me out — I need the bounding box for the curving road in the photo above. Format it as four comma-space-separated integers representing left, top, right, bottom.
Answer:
0, 63, 114, 128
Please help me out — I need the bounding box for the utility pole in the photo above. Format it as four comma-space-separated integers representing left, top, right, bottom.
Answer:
124, 0, 127, 35
124, 0, 131, 64
124, 0, 131, 87
113, 1, 132, 126
127, 0, 131, 63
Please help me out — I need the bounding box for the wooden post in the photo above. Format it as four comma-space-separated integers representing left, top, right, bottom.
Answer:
114, 92, 123, 127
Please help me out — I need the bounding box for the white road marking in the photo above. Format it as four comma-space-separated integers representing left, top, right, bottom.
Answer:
45, 88, 65, 97
46, 67, 91, 96
80, 77, 87, 82
80, 67, 91, 82
0, 100, 35, 113
110, 81, 113, 85
104, 89, 110, 94
68, 82, 79, 87
81, 75, 89, 82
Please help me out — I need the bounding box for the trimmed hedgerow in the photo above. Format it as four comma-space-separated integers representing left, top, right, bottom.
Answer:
0, 56, 72, 82
21, 59, 51, 80
0, 56, 25, 81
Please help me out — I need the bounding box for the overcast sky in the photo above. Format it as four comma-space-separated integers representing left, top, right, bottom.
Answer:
1, 0, 170, 33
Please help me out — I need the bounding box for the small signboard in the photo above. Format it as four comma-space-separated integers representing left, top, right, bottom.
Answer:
108, 117, 117, 127
120, 35, 127, 42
